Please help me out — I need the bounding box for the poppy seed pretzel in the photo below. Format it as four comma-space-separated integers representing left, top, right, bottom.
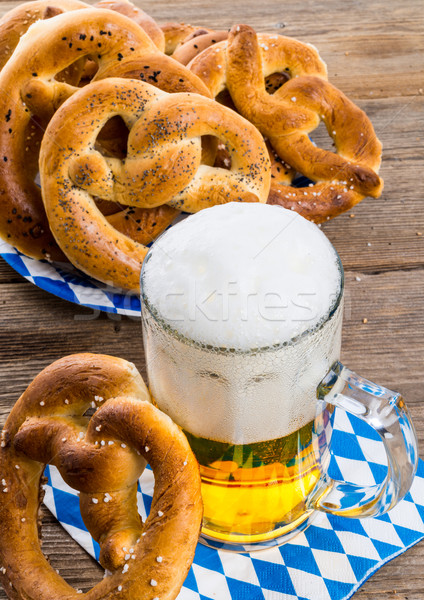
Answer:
0, 353, 203, 600
39, 77, 270, 290
190, 24, 384, 221
0, 7, 210, 261
0, 0, 167, 74
0, 7, 158, 261
0, 0, 186, 256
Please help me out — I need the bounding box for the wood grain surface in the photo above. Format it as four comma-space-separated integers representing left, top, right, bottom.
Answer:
0, 0, 423, 598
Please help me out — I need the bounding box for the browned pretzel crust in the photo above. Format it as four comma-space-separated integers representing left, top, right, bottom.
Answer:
0, 353, 202, 600
190, 24, 383, 221
161, 22, 200, 54
95, 0, 165, 51
0, 7, 210, 260
107, 204, 180, 245
172, 27, 229, 65
0, 0, 166, 73
0, 0, 89, 70
39, 77, 270, 290
189, 27, 327, 98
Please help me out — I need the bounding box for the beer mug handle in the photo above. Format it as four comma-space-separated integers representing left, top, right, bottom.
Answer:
310, 361, 418, 518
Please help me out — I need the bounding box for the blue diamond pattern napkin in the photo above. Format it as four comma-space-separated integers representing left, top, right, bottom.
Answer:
43, 409, 424, 600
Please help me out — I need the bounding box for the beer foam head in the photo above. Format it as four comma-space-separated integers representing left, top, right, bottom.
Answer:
142, 203, 342, 350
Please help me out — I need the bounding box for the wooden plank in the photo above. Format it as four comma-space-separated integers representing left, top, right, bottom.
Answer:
0, 0, 421, 101
147, 1, 424, 99
0, 258, 24, 283
322, 94, 424, 272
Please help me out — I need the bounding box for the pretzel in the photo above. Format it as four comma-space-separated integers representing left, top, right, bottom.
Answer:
0, 0, 166, 73
0, 7, 210, 261
188, 26, 327, 99
190, 25, 384, 221
0, 0, 171, 255
107, 204, 180, 245
161, 22, 200, 54
0, 353, 202, 600
0, 0, 89, 71
95, 0, 165, 51
264, 75, 384, 220
39, 77, 270, 290
161, 23, 229, 65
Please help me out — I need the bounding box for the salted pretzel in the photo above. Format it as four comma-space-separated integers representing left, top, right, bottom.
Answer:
263, 74, 384, 220
0, 353, 202, 600
0, 7, 211, 261
188, 26, 327, 99
190, 25, 384, 221
39, 77, 270, 290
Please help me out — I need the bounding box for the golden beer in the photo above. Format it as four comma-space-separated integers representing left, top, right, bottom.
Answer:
184, 408, 333, 544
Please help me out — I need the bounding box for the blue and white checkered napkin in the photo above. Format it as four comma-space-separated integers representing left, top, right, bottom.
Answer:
0, 240, 142, 316
43, 409, 424, 600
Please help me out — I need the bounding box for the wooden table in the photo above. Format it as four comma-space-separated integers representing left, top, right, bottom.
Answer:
0, 0, 422, 597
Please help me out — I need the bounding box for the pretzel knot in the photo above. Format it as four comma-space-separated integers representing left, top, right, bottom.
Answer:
39, 77, 270, 290
0, 354, 202, 600
189, 24, 384, 222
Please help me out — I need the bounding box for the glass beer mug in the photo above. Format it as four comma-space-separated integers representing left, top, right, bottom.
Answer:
140, 203, 418, 552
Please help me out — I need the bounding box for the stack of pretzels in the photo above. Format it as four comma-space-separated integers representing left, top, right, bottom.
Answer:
0, 0, 383, 290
